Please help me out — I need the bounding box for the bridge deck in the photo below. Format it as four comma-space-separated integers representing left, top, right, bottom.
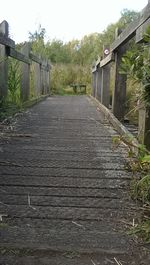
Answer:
0, 96, 149, 264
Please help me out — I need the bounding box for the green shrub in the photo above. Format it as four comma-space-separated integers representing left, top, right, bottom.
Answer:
51, 63, 91, 95
8, 58, 21, 105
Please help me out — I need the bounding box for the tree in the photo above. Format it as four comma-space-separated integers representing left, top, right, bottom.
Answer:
29, 25, 47, 57
121, 27, 150, 107
29, 24, 46, 42
119, 9, 139, 27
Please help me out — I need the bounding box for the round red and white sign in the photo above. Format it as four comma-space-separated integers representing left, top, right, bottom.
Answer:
104, 49, 110, 55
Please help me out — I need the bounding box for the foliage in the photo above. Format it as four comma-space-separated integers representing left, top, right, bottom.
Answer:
8, 58, 21, 104
133, 174, 150, 203
119, 9, 139, 27
112, 134, 150, 242
101, 9, 139, 45
28, 9, 139, 94
0, 99, 21, 121
29, 24, 46, 42
51, 63, 91, 94
121, 27, 150, 107
0, 8, 139, 119
129, 220, 150, 243
29, 24, 47, 58
27, 9, 139, 97
46, 40, 71, 63
112, 134, 150, 203
0, 58, 21, 120
130, 145, 150, 204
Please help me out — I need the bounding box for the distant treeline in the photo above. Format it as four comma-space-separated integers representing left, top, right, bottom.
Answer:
20, 9, 139, 93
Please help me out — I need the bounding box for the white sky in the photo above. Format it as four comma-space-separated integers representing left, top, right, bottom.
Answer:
0, 0, 148, 43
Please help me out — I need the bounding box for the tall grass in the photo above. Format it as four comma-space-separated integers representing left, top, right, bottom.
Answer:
51, 63, 91, 95
8, 58, 21, 105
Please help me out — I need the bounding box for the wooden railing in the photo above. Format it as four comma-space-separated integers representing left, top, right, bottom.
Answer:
92, 1, 150, 150
0, 20, 51, 102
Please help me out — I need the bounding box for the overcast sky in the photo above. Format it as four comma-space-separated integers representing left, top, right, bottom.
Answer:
0, 0, 148, 43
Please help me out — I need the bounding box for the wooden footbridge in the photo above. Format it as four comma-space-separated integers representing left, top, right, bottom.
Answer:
0, 2, 150, 265
0, 95, 149, 264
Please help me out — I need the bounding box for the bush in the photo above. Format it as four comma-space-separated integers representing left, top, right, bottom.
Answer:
8, 58, 21, 105
51, 63, 91, 95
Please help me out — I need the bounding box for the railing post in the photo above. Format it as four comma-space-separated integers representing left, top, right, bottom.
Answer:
21, 42, 31, 101
0, 20, 9, 99
95, 69, 98, 98
40, 59, 43, 95
96, 65, 102, 101
92, 71, 96, 97
41, 61, 45, 95
101, 65, 110, 108
46, 61, 50, 94
48, 65, 51, 93
112, 29, 127, 121
100, 46, 110, 108
43, 63, 46, 94
138, 103, 150, 150
34, 62, 41, 96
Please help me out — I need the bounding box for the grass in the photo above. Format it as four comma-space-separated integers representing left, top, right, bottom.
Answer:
0, 223, 8, 228
112, 135, 150, 242
129, 220, 150, 243
0, 101, 22, 122
51, 86, 87, 96
0, 95, 49, 122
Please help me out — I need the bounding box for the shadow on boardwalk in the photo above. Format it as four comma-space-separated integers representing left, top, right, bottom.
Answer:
0, 96, 149, 264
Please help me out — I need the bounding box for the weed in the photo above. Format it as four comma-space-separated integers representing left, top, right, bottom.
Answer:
129, 220, 150, 243
8, 58, 21, 105
112, 134, 150, 242
0, 223, 8, 228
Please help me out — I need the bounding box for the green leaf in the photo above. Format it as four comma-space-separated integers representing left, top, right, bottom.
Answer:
142, 155, 150, 164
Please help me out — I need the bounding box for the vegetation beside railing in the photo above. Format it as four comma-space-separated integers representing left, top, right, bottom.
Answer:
0, 21, 51, 121
121, 27, 150, 108
50, 64, 91, 95
113, 135, 150, 242
26, 10, 138, 96
0, 56, 21, 120
91, 0, 150, 242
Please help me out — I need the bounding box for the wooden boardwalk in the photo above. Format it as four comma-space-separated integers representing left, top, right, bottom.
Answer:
0, 96, 149, 264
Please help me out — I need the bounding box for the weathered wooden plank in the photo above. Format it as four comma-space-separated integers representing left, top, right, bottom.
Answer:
111, 19, 138, 51
95, 57, 100, 67
0, 36, 15, 48
92, 71, 97, 97
100, 52, 115, 67
0, 21, 8, 98
96, 66, 102, 101
136, 17, 150, 43
0, 223, 132, 253
138, 105, 150, 150
111, 3, 150, 51
41, 65, 47, 71
41, 63, 50, 71
30, 52, 42, 64
112, 45, 127, 121
0, 204, 133, 221
92, 65, 97, 73
0, 175, 128, 188
40, 60, 50, 94
9, 48, 30, 64
144, 107, 150, 149
101, 65, 110, 108
47, 63, 51, 70
20, 43, 31, 101
33, 61, 41, 96
46, 67, 50, 93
